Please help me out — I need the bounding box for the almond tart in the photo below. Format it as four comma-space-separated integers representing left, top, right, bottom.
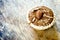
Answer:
27, 6, 55, 30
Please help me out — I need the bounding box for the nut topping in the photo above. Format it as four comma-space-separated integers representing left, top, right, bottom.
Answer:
36, 10, 43, 19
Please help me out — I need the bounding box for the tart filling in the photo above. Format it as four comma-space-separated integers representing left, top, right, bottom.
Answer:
28, 6, 54, 26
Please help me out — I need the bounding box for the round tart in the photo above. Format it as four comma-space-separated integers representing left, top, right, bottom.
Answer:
27, 6, 55, 30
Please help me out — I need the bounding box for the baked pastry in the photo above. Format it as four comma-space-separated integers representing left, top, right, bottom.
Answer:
27, 6, 55, 30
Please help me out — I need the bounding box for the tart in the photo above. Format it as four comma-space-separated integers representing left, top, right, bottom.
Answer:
27, 6, 55, 30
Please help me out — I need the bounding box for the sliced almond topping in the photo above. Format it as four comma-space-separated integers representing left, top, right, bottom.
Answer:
32, 17, 36, 23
